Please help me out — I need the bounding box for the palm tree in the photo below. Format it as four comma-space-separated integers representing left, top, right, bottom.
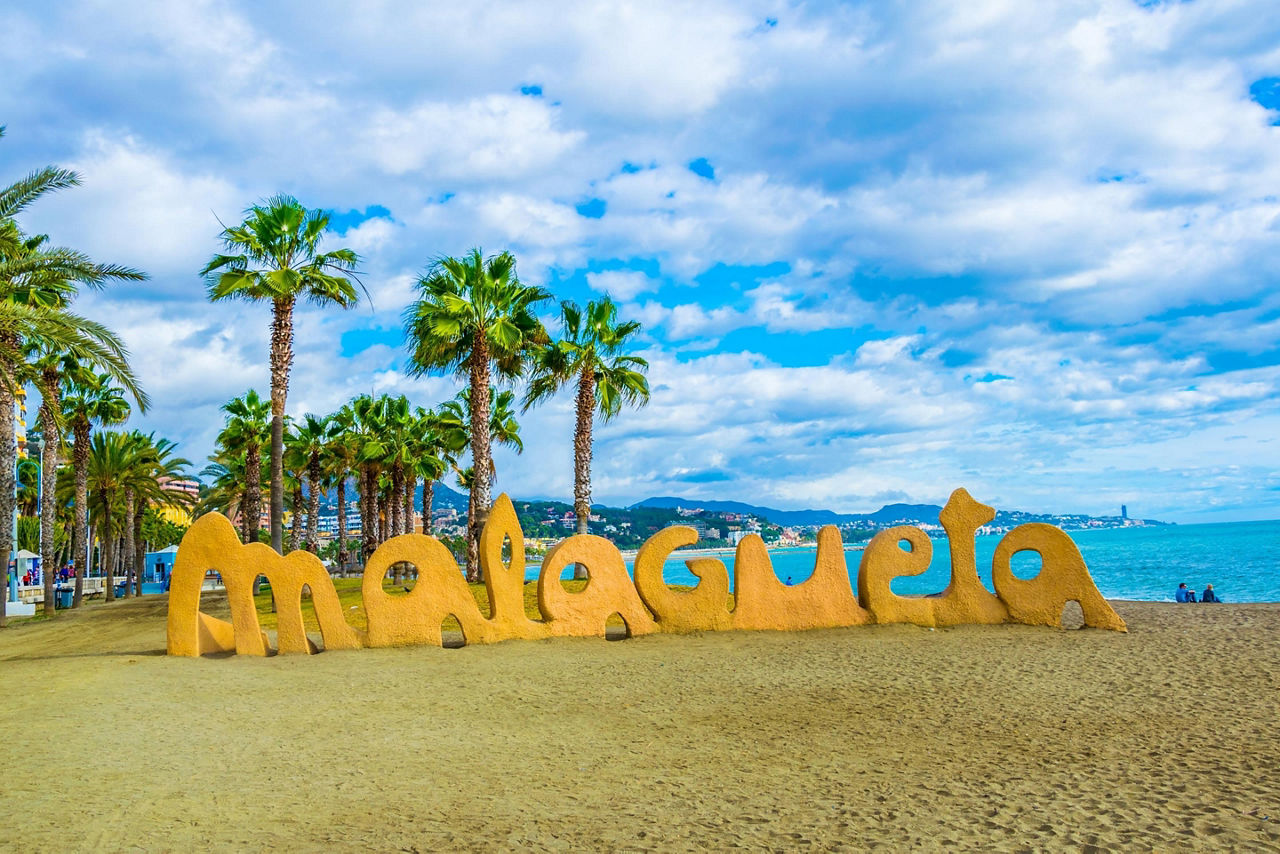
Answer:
348, 394, 389, 563
38, 469, 73, 576
439, 388, 525, 462
196, 455, 249, 523
322, 405, 360, 572
285, 413, 328, 553
0, 126, 80, 222
61, 366, 129, 607
437, 387, 525, 580
118, 432, 147, 599
85, 430, 142, 602
404, 248, 548, 577
1, 127, 148, 623
371, 395, 433, 582
405, 406, 449, 536
81, 430, 189, 600
282, 418, 307, 554
218, 390, 270, 544
381, 395, 415, 540
8, 245, 147, 617
29, 347, 83, 613
15, 457, 38, 516
525, 297, 650, 577
0, 300, 144, 627
286, 465, 304, 552
202, 195, 362, 552
121, 432, 191, 596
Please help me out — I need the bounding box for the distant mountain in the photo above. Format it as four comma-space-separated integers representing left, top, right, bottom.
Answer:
320, 479, 469, 512
327, 482, 1162, 530
631, 496, 937, 527
630, 496, 1166, 529
420, 481, 468, 512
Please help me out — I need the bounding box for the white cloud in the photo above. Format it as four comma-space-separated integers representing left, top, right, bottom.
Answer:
626, 301, 744, 340
338, 217, 399, 256
555, 2, 755, 118
360, 95, 585, 179
6, 0, 1280, 521
586, 270, 659, 301
20, 132, 242, 281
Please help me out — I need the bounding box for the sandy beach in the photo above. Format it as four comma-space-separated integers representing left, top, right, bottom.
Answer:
1, 595, 1277, 852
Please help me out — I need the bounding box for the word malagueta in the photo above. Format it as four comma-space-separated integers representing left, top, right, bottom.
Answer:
166, 487, 1125, 658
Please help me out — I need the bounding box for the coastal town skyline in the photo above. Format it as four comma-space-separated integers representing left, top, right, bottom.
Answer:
3, 0, 1279, 523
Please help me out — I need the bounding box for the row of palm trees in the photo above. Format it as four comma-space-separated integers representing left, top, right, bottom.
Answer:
202, 195, 360, 554
202, 203, 654, 581
72, 428, 193, 601
200, 384, 523, 581
0, 127, 198, 622
2, 129, 658, 621
407, 253, 651, 579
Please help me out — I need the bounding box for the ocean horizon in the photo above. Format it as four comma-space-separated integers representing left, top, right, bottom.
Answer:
538, 519, 1280, 604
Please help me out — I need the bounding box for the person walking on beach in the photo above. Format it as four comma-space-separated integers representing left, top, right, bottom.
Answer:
1201, 584, 1221, 603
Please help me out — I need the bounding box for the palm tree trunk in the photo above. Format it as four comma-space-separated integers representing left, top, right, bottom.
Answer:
336, 477, 349, 573
468, 338, 492, 583
403, 472, 415, 535
572, 367, 596, 580
56, 536, 71, 589
102, 523, 115, 602
288, 485, 302, 552
72, 422, 90, 608
243, 443, 261, 545
392, 469, 410, 583
378, 491, 388, 544
356, 469, 366, 557
268, 298, 295, 553
465, 499, 479, 583
122, 487, 136, 598
39, 374, 60, 616
133, 501, 144, 597
391, 486, 402, 579
422, 481, 434, 535
358, 467, 369, 562
390, 464, 403, 536
306, 458, 320, 552
0, 369, 14, 628
360, 467, 377, 564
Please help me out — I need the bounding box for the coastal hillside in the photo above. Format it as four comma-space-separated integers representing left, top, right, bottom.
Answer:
313, 482, 1165, 550
631, 495, 1167, 531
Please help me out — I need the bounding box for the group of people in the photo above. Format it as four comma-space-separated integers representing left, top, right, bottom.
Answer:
1176, 582, 1221, 603
16, 565, 75, 587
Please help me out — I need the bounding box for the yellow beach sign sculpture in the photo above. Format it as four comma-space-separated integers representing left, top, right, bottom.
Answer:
166, 488, 1126, 657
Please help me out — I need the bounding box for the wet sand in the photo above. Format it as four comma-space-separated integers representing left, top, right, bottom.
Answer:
1, 596, 1278, 852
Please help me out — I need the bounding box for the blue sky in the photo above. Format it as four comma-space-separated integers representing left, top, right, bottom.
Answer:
2, 0, 1279, 523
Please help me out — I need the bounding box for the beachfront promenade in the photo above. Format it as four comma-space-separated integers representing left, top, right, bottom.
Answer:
12, 577, 110, 604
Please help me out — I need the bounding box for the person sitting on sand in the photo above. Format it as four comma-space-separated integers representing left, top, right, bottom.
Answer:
1175, 583, 1192, 603
1201, 584, 1221, 603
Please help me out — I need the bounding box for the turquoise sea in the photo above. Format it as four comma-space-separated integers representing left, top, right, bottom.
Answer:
587, 520, 1279, 603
